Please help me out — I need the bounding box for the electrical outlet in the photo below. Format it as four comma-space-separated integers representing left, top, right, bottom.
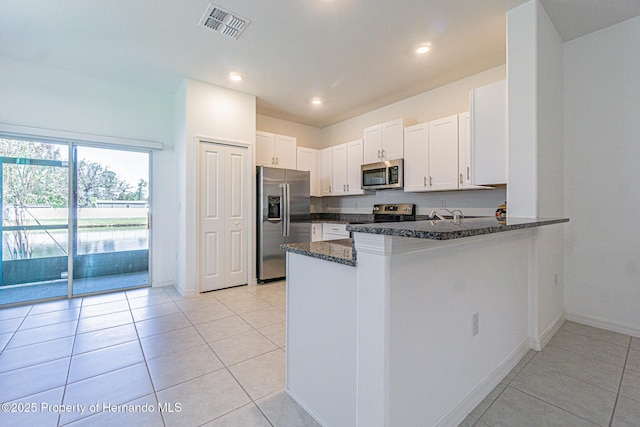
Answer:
472, 312, 479, 336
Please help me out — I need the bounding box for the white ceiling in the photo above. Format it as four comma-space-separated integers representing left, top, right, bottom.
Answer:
2, 0, 639, 128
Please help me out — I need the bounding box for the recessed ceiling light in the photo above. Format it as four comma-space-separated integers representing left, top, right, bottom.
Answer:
229, 72, 242, 82
311, 97, 323, 106
416, 45, 431, 55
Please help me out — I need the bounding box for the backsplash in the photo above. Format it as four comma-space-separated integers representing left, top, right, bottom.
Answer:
316, 188, 507, 217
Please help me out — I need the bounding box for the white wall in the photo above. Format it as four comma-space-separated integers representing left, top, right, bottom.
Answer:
0, 56, 176, 288
321, 66, 506, 146
563, 15, 640, 336
174, 79, 256, 296
257, 114, 323, 149
507, 0, 566, 349
322, 189, 506, 217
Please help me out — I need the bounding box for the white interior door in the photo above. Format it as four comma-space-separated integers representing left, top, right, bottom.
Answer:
199, 142, 248, 292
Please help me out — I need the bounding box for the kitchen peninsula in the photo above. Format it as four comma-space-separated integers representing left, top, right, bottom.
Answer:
282, 216, 568, 427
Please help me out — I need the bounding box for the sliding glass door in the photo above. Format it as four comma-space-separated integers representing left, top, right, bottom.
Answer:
1, 138, 70, 304
0, 137, 151, 306
71, 146, 150, 296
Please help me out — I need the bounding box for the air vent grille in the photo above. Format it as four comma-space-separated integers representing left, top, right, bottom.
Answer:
199, 4, 250, 40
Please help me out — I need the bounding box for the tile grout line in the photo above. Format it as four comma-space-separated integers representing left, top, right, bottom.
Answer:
57, 295, 84, 427
178, 285, 281, 426
126, 287, 169, 427
607, 338, 632, 427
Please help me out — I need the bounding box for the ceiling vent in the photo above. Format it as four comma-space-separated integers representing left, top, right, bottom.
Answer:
199, 4, 250, 40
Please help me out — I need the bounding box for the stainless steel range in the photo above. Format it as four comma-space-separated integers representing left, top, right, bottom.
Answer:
372, 203, 416, 223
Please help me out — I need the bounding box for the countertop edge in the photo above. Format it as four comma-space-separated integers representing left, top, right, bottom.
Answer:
346, 217, 569, 240
281, 240, 356, 267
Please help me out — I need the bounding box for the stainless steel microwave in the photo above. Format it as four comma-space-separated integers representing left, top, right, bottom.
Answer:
361, 159, 404, 190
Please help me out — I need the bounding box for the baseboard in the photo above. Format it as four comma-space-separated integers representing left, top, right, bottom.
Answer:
150, 280, 175, 288
529, 314, 564, 351
436, 338, 531, 427
284, 388, 328, 427
564, 311, 640, 338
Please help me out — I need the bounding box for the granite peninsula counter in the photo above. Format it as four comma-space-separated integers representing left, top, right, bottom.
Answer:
282, 216, 569, 427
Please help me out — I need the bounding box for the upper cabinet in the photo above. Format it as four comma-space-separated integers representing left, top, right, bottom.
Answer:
297, 147, 321, 197
428, 115, 459, 191
332, 139, 364, 195
319, 147, 333, 196
470, 80, 507, 185
363, 118, 415, 164
403, 116, 459, 193
256, 131, 297, 169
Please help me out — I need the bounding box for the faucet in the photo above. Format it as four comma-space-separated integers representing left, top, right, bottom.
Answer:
428, 209, 464, 221
428, 210, 446, 221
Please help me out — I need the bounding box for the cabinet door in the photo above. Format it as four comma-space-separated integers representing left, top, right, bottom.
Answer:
381, 118, 405, 161
311, 223, 322, 242
346, 139, 364, 194
274, 134, 297, 169
256, 131, 275, 167
363, 124, 382, 164
297, 147, 319, 197
332, 144, 347, 195
319, 147, 333, 196
458, 112, 471, 189
470, 80, 507, 185
403, 123, 429, 192
428, 115, 459, 191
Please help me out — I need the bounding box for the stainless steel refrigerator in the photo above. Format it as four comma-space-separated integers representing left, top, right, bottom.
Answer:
257, 166, 310, 283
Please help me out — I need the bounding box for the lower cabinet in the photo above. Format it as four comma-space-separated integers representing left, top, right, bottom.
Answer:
311, 223, 322, 242
322, 223, 350, 241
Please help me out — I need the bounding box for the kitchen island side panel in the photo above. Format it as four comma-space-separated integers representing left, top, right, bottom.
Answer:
285, 252, 357, 427
385, 231, 531, 426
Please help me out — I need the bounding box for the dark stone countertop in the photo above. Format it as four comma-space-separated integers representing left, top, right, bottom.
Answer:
346, 217, 569, 240
280, 239, 356, 266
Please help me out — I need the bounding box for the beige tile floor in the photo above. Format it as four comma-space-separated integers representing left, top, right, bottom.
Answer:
0, 281, 319, 427
460, 321, 640, 427
1, 282, 638, 427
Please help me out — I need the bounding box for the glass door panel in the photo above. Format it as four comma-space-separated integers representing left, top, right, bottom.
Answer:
1, 138, 69, 305
71, 146, 150, 296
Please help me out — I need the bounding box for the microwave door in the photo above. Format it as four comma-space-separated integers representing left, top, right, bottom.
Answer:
362, 167, 387, 188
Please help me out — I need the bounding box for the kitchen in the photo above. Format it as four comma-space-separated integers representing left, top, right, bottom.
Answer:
1, 0, 639, 426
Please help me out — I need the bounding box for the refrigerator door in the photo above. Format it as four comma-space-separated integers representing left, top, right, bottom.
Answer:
285, 169, 311, 244
257, 166, 287, 282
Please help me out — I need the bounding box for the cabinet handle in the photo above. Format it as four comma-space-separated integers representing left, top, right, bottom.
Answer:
377, 149, 381, 159
423, 176, 427, 187
460, 173, 463, 185
276, 157, 279, 165
347, 184, 349, 191
429, 176, 433, 186
343, 184, 346, 191
467, 166, 470, 180
381, 149, 385, 159
329, 185, 332, 193
271, 156, 275, 165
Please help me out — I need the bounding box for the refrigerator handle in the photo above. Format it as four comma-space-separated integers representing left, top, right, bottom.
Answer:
286, 183, 291, 237
280, 183, 288, 237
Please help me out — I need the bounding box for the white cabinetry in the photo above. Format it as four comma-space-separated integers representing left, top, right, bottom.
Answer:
332, 144, 348, 195
428, 115, 459, 191
403, 123, 429, 192
470, 80, 507, 185
256, 131, 297, 169
311, 223, 322, 242
458, 112, 486, 190
322, 223, 349, 241
319, 147, 333, 196
332, 139, 364, 195
403, 115, 459, 192
363, 118, 414, 164
297, 147, 321, 197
